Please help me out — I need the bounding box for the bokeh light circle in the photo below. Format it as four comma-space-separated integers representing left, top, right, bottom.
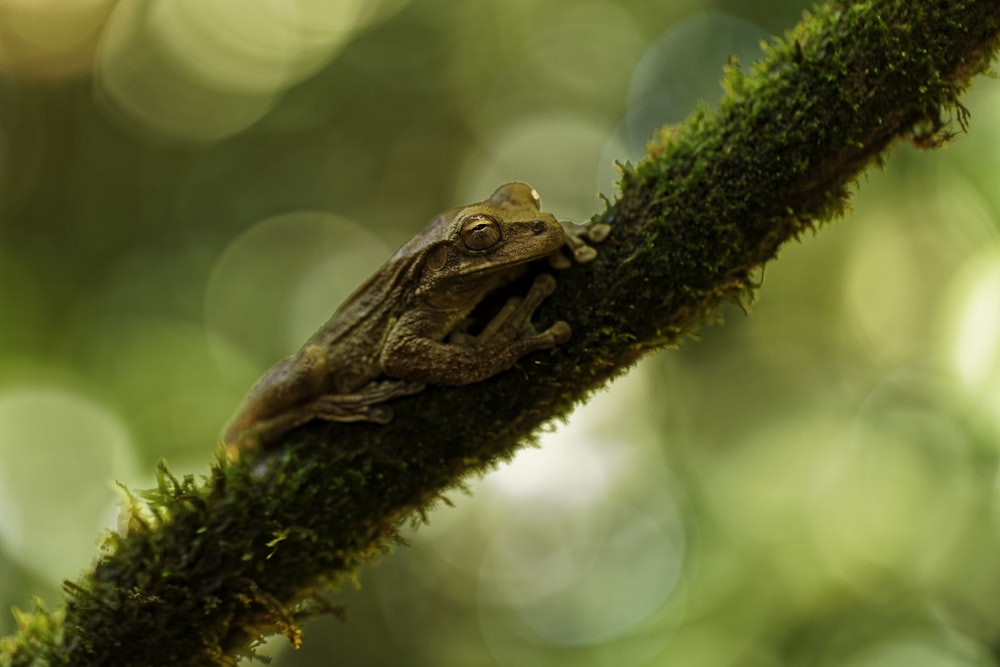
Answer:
204, 210, 391, 372
457, 114, 616, 223
519, 2, 643, 101
479, 497, 685, 648
94, 0, 371, 142
95, 2, 279, 143
938, 246, 1000, 440
626, 11, 768, 153
0, 0, 115, 80
0, 386, 138, 583
842, 215, 923, 366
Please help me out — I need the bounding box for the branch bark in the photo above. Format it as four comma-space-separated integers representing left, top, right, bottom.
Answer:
3, 0, 999, 664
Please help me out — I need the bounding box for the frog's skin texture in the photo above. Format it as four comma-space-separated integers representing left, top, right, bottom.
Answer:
223, 183, 609, 457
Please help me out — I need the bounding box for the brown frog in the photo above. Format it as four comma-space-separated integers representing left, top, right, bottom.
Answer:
223, 182, 608, 457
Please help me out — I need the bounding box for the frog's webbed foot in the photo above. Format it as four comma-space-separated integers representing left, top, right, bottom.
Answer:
308, 379, 425, 424
225, 379, 424, 459
549, 219, 612, 268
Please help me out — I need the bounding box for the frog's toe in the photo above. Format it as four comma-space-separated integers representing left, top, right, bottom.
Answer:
548, 321, 572, 343
586, 223, 612, 243
368, 405, 394, 424
532, 273, 558, 296
547, 251, 572, 270
573, 245, 598, 264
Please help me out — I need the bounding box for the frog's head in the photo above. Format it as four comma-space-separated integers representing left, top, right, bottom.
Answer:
419, 183, 565, 290
485, 182, 545, 219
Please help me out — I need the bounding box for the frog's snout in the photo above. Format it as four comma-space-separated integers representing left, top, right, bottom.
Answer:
531, 220, 548, 234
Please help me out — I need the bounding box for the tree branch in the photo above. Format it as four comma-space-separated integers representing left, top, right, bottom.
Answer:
3, 0, 999, 664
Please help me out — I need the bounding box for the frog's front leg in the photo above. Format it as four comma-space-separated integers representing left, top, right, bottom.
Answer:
474, 273, 570, 344
381, 273, 569, 387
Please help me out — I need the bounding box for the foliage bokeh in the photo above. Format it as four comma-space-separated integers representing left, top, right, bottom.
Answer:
2, 0, 1000, 665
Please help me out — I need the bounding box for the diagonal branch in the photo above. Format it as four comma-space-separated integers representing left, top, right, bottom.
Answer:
3, 0, 999, 664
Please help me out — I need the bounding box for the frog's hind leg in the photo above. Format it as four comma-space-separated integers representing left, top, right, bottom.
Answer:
305, 379, 425, 425
227, 379, 424, 458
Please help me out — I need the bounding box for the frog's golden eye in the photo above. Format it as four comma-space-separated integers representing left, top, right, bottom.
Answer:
461, 215, 502, 250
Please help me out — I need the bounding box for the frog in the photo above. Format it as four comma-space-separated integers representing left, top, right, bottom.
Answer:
223, 182, 609, 458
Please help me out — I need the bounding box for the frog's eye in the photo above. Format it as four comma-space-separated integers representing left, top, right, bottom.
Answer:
461, 215, 502, 250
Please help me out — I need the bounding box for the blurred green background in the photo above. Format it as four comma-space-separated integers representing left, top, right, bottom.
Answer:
2, 1, 1000, 665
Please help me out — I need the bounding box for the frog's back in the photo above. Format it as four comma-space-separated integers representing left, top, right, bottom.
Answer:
302, 211, 451, 372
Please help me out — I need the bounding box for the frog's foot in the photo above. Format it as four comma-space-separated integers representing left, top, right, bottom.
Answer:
366, 404, 395, 424
475, 273, 569, 351
551, 219, 612, 266
304, 379, 424, 424
354, 379, 426, 404
239, 379, 423, 445
583, 221, 612, 243
545, 320, 572, 344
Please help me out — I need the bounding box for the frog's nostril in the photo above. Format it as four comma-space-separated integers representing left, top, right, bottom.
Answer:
532, 220, 547, 234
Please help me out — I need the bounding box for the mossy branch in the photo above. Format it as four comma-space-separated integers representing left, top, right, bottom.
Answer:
3, 1, 1000, 665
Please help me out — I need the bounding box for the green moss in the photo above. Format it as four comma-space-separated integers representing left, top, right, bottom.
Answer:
608, 0, 997, 359
2, 1, 999, 664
